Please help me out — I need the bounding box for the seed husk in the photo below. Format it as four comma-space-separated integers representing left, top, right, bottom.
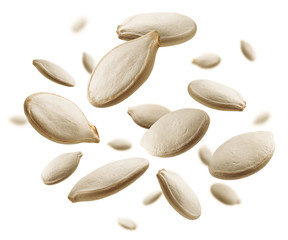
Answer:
82, 52, 96, 74
241, 40, 256, 61
118, 218, 137, 230
33, 59, 75, 87
192, 53, 221, 68
24, 92, 100, 144
108, 139, 132, 150
143, 190, 162, 205
198, 145, 212, 166
210, 183, 241, 205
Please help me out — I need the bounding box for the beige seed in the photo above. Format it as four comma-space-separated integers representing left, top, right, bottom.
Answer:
68, 158, 149, 202
157, 169, 201, 220
118, 218, 137, 230
108, 139, 132, 150
241, 40, 256, 61
141, 108, 210, 157
192, 53, 221, 68
72, 17, 87, 32
88, 31, 160, 107
198, 145, 212, 166
209, 131, 275, 180
127, 104, 170, 129
82, 52, 96, 74
41, 152, 82, 185
33, 59, 75, 87
24, 92, 100, 144
188, 80, 246, 111
143, 190, 162, 205
210, 183, 241, 205
9, 115, 27, 125
253, 111, 271, 125
117, 12, 197, 47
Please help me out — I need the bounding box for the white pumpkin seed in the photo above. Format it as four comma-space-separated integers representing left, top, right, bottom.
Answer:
33, 59, 75, 87
82, 52, 96, 74
108, 139, 132, 150
192, 53, 221, 68
198, 145, 212, 166
88, 31, 160, 107
253, 112, 270, 125
9, 115, 27, 125
241, 40, 256, 61
117, 12, 197, 47
41, 152, 82, 185
143, 190, 162, 205
210, 183, 241, 205
68, 158, 149, 202
157, 169, 201, 220
127, 104, 170, 129
24, 92, 100, 144
72, 17, 87, 32
118, 218, 137, 230
188, 79, 246, 111
209, 131, 275, 180
141, 108, 210, 157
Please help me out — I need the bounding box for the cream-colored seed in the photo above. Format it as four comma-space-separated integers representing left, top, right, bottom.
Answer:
41, 152, 82, 185
88, 31, 160, 107
143, 190, 162, 205
117, 12, 197, 47
198, 145, 212, 166
72, 17, 87, 32
241, 40, 256, 61
210, 183, 241, 205
118, 218, 137, 230
192, 53, 221, 68
9, 115, 27, 125
188, 80, 246, 111
24, 92, 100, 144
82, 52, 96, 74
209, 131, 275, 180
157, 169, 201, 220
108, 139, 132, 150
253, 112, 271, 125
33, 59, 75, 87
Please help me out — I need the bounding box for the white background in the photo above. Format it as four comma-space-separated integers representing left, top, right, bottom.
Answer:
1, 0, 287, 239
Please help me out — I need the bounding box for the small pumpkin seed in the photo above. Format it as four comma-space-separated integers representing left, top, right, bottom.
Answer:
192, 53, 221, 68
241, 40, 256, 61
210, 183, 241, 205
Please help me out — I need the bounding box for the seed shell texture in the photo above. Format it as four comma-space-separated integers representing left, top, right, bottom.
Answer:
241, 40, 256, 61
24, 92, 100, 144
117, 12, 197, 47
108, 139, 132, 150
68, 158, 149, 202
88, 31, 160, 107
41, 152, 83, 185
188, 80, 246, 111
198, 145, 212, 166
118, 218, 137, 230
192, 53, 221, 68
82, 52, 96, 74
140, 108, 210, 157
157, 169, 201, 220
210, 183, 241, 205
127, 104, 171, 129
33, 59, 75, 87
209, 131, 275, 180
143, 190, 162, 205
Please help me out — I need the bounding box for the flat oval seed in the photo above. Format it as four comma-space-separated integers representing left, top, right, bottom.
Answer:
33, 59, 75, 87
41, 152, 83, 185
68, 158, 149, 202
241, 40, 256, 61
127, 104, 170, 129
9, 115, 27, 125
117, 12, 197, 47
209, 131, 275, 180
192, 53, 221, 68
210, 183, 241, 205
157, 169, 201, 220
198, 145, 212, 166
118, 218, 137, 230
82, 52, 96, 74
143, 190, 162, 205
188, 80, 246, 111
24, 92, 100, 144
72, 17, 87, 33
141, 108, 210, 157
253, 112, 271, 125
88, 31, 160, 107
108, 139, 132, 150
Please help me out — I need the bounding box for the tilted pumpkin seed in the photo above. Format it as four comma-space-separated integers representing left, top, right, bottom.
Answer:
33, 59, 75, 87
209, 131, 275, 180
72, 17, 87, 33
157, 169, 201, 220
68, 158, 149, 202
108, 138, 132, 150
118, 218, 137, 230
88, 31, 160, 107
82, 52, 96, 74
210, 183, 241, 205
143, 190, 162, 205
198, 145, 212, 166
24, 92, 100, 144
41, 152, 83, 185
127, 104, 170, 129
192, 53, 221, 68
117, 12, 197, 47
188, 79, 246, 111
9, 115, 27, 125
241, 40, 256, 61
141, 108, 210, 157
253, 111, 270, 125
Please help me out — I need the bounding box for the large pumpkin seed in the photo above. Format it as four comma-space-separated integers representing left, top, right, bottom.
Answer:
157, 169, 201, 220
33, 59, 75, 87
88, 31, 160, 107
127, 104, 170, 129
188, 80, 246, 111
68, 158, 149, 202
192, 53, 221, 68
24, 92, 100, 144
117, 12, 197, 47
209, 131, 275, 180
141, 108, 210, 157
108, 139, 132, 150
118, 218, 137, 230
198, 145, 212, 166
82, 52, 96, 74
210, 183, 241, 205
41, 152, 82, 185
143, 190, 162, 205
241, 40, 256, 61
